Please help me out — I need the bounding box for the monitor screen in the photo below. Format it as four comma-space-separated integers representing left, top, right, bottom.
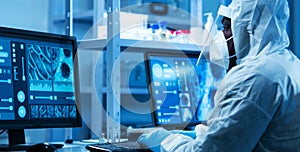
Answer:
146, 52, 216, 129
0, 26, 81, 149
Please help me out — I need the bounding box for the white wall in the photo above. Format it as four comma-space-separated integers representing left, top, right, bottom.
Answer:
0, 0, 49, 32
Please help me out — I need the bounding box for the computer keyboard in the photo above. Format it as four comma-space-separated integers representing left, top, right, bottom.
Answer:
85, 142, 152, 152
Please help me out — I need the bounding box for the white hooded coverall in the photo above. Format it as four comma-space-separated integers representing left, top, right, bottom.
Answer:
160, 0, 300, 151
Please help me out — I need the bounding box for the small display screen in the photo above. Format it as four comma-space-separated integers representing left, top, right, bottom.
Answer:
146, 52, 217, 127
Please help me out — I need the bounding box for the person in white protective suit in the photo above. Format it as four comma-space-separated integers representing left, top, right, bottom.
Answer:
138, 0, 300, 151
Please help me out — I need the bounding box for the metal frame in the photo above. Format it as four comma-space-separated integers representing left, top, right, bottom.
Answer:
106, 0, 121, 142
65, 0, 73, 36
64, 0, 74, 142
191, 0, 203, 27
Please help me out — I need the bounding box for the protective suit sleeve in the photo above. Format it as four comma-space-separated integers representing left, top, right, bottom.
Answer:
170, 130, 197, 139
160, 70, 280, 151
161, 134, 194, 152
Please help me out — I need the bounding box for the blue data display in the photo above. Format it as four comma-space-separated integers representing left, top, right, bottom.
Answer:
148, 54, 217, 125
0, 36, 76, 120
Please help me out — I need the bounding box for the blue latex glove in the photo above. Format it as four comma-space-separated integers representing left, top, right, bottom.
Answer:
170, 130, 196, 139
138, 128, 172, 152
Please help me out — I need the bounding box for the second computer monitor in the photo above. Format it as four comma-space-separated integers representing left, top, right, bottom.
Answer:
146, 52, 219, 129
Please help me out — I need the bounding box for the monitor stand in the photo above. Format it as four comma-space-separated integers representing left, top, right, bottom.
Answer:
0, 129, 30, 151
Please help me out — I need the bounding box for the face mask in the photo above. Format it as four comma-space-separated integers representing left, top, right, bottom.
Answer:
209, 31, 233, 70
196, 5, 233, 67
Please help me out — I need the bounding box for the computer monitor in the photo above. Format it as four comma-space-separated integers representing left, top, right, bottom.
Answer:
0, 26, 81, 150
145, 52, 216, 130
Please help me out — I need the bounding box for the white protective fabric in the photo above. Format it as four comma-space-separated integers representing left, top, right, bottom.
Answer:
209, 31, 233, 69
218, 5, 232, 19
161, 0, 300, 151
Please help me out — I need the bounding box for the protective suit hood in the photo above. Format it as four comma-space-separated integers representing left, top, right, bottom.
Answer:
229, 0, 290, 63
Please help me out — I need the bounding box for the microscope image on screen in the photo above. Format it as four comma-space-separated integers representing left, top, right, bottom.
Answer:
181, 108, 193, 122
28, 45, 73, 92
179, 93, 191, 107
28, 45, 54, 91
26, 43, 75, 119
53, 48, 73, 92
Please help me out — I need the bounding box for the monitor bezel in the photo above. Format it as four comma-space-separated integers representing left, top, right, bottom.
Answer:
145, 51, 208, 130
0, 26, 82, 129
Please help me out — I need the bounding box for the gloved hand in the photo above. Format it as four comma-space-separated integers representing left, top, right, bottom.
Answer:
137, 128, 172, 152
170, 130, 196, 139
195, 124, 208, 137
